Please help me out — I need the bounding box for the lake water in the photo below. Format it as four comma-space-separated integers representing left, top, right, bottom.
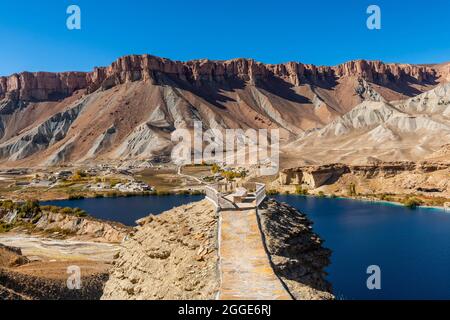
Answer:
275, 195, 450, 300
42, 195, 204, 226
43, 194, 450, 300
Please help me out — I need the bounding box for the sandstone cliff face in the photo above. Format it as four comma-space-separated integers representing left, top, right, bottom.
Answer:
33, 212, 129, 243
0, 55, 444, 103
102, 200, 219, 300
257, 199, 334, 300
0, 209, 130, 243
280, 162, 450, 188
0, 72, 88, 102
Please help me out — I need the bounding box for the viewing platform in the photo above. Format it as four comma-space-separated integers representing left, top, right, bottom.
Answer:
205, 182, 267, 211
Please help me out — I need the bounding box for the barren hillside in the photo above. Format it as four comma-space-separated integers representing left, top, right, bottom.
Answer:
0, 55, 448, 167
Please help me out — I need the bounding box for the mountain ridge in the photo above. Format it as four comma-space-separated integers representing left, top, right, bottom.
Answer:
1, 55, 448, 102
0, 54, 449, 167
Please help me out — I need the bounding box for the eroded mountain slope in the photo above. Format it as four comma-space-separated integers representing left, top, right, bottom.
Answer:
0, 55, 448, 167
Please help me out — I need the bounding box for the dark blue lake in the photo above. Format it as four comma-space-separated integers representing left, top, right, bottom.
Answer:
274, 195, 450, 300
42, 194, 450, 299
42, 195, 204, 226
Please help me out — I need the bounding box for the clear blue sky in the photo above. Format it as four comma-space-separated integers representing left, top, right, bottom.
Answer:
0, 0, 449, 75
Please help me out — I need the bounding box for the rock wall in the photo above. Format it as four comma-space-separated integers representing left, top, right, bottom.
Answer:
0, 269, 108, 300
280, 161, 450, 188
0, 55, 444, 102
101, 200, 219, 300
257, 199, 334, 300
34, 212, 129, 243
0, 72, 88, 101
0, 209, 130, 243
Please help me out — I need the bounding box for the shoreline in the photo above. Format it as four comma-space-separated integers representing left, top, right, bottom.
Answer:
273, 193, 450, 212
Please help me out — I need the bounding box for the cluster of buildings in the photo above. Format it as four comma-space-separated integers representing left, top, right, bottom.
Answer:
113, 182, 154, 193
88, 181, 153, 193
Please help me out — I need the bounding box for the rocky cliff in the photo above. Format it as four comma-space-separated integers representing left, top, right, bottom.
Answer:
0, 206, 130, 243
0, 72, 88, 102
0, 56, 444, 102
280, 161, 450, 188
102, 200, 219, 300
257, 199, 334, 300
101, 198, 336, 300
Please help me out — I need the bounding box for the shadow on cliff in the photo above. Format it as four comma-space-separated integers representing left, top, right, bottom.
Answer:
153, 72, 322, 109
376, 73, 440, 97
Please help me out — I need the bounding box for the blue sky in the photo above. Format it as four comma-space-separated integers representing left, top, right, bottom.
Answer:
0, 0, 449, 75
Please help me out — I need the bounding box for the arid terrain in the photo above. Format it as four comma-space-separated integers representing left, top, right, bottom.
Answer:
0, 55, 449, 167
1, 54, 450, 300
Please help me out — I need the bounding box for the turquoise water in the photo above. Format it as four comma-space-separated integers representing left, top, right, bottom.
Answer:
274, 195, 450, 300
43, 194, 450, 299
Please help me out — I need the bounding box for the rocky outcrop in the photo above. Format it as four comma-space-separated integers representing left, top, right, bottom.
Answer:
0, 268, 107, 300
91, 56, 442, 88
280, 162, 450, 188
257, 199, 334, 300
0, 99, 86, 161
33, 212, 130, 243
0, 242, 108, 300
0, 208, 130, 243
101, 200, 219, 300
0, 55, 444, 103
0, 244, 29, 268
280, 164, 349, 188
0, 72, 88, 102
334, 60, 438, 85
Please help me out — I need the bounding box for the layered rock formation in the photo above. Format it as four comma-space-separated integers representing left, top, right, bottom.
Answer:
0, 268, 108, 300
0, 54, 448, 166
0, 206, 130, 243
0, 72, 88, 102
285, 82, 450, 165
102, 200, 219, 300
0, 56, 443, 101
257, 199, 334, 300
280, 161, 450, 188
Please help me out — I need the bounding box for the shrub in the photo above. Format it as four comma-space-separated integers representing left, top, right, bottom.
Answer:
0, 200, 15, 211
106, 191, 119, 198
295, 185, 309, 195
18, 200, 41, 219
403, 197, 423, 209
156, 190, 172, 196
72, 208, 88, 217
61, 207, 74, 215
0, 222, 12, 233
211, 164, 220, 174
318, 191, 326, 198
68, 194, 85, 200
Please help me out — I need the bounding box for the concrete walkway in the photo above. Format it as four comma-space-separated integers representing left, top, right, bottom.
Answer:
218, 209, 292, 300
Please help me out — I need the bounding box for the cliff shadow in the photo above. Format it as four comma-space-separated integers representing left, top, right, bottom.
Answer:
155, 73, 245, 110
256, 76, 311, 104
